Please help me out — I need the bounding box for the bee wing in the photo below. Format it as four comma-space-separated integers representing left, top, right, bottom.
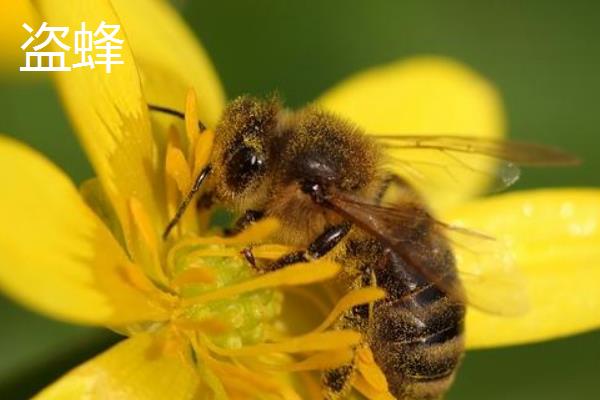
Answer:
375, 135, 579, 195
444, 225, 529, 316
376, 134, 579, 166
325, 192, 529, 316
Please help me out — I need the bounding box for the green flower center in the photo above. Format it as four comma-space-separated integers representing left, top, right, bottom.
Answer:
169, 242, 283, 349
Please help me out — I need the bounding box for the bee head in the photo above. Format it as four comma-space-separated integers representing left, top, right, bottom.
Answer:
211, 95, 282, 206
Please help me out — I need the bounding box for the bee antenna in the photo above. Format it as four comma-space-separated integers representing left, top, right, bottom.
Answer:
162, 165, 212, 240
148, 103, 207, 132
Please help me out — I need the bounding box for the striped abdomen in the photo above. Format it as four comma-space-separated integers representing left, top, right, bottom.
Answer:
369, 245, 466, 399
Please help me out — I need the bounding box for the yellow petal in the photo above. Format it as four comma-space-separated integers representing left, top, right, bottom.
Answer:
33, 0, 163, 247
80, 178, 126, 249
33, 333, 200, 400
318, 56, 505, 210
440, 189, 600, 348
0, 136, 168, 325
110, 0, 226, 128
0, 1, 39, 76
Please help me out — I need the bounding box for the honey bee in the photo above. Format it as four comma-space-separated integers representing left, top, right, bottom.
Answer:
151, 95, 577, 399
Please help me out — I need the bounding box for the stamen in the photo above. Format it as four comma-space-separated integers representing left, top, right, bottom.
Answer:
250, 244, 293, 259
167, 218, 281, 252
277, 349, 354, 372
115, 263, 176, 312
184, 244, 292, 260
204, 330, 361, 357
299, 372, 323, 400
227, 218, 281, 244
173, 317, 231, 335
129, 197, 160, 255
196, 360, 229, 400
193, 341, 301, 399
284, 286, 331, 317
356, 346, 389, 392
128, 197, 167, 283
310, 287, 386, 334
353, 374, 395, 400
171, 266, 216, 287
184, 88, 200, 152
118, 262, 160, 293
193, 129, 215, 177
184, 247, 241, 258
166, 123, 183, 149
146, 328, 186, 359
166, 145, 191, 194
165, 126, 183, 219
182, 261, 341, 306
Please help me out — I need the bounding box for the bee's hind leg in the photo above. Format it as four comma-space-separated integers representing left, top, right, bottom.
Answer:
323, 301, 371, 399
243, 221, 352, 272
323, 363, 356, 400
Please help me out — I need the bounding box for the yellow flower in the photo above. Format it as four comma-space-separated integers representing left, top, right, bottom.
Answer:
0, 1, 37, 75
0, 1, 598, 400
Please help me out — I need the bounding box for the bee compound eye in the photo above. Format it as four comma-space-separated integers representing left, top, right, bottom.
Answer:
235, 146, 263, 171
226, 145, 265, 190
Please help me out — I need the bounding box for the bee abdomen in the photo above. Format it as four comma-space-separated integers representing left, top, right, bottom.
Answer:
370, 290, 465, 399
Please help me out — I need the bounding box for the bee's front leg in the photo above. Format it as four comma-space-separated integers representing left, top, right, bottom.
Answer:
243, 222, 352, 272
224, 209, 264, 237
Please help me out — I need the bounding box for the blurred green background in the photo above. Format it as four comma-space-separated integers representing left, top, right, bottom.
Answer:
1, 0, 599, 398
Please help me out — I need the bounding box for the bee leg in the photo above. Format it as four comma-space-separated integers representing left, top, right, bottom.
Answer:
148, 104, 207, 131
240, 246, 257, 269
249, 222, 352, 272
322, 363, 356, 400
223, 209, 264, 237
195, 190, 215, 212
323, 304, 370, 399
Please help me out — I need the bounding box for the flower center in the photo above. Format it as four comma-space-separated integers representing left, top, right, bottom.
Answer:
167, 240, 283, 349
